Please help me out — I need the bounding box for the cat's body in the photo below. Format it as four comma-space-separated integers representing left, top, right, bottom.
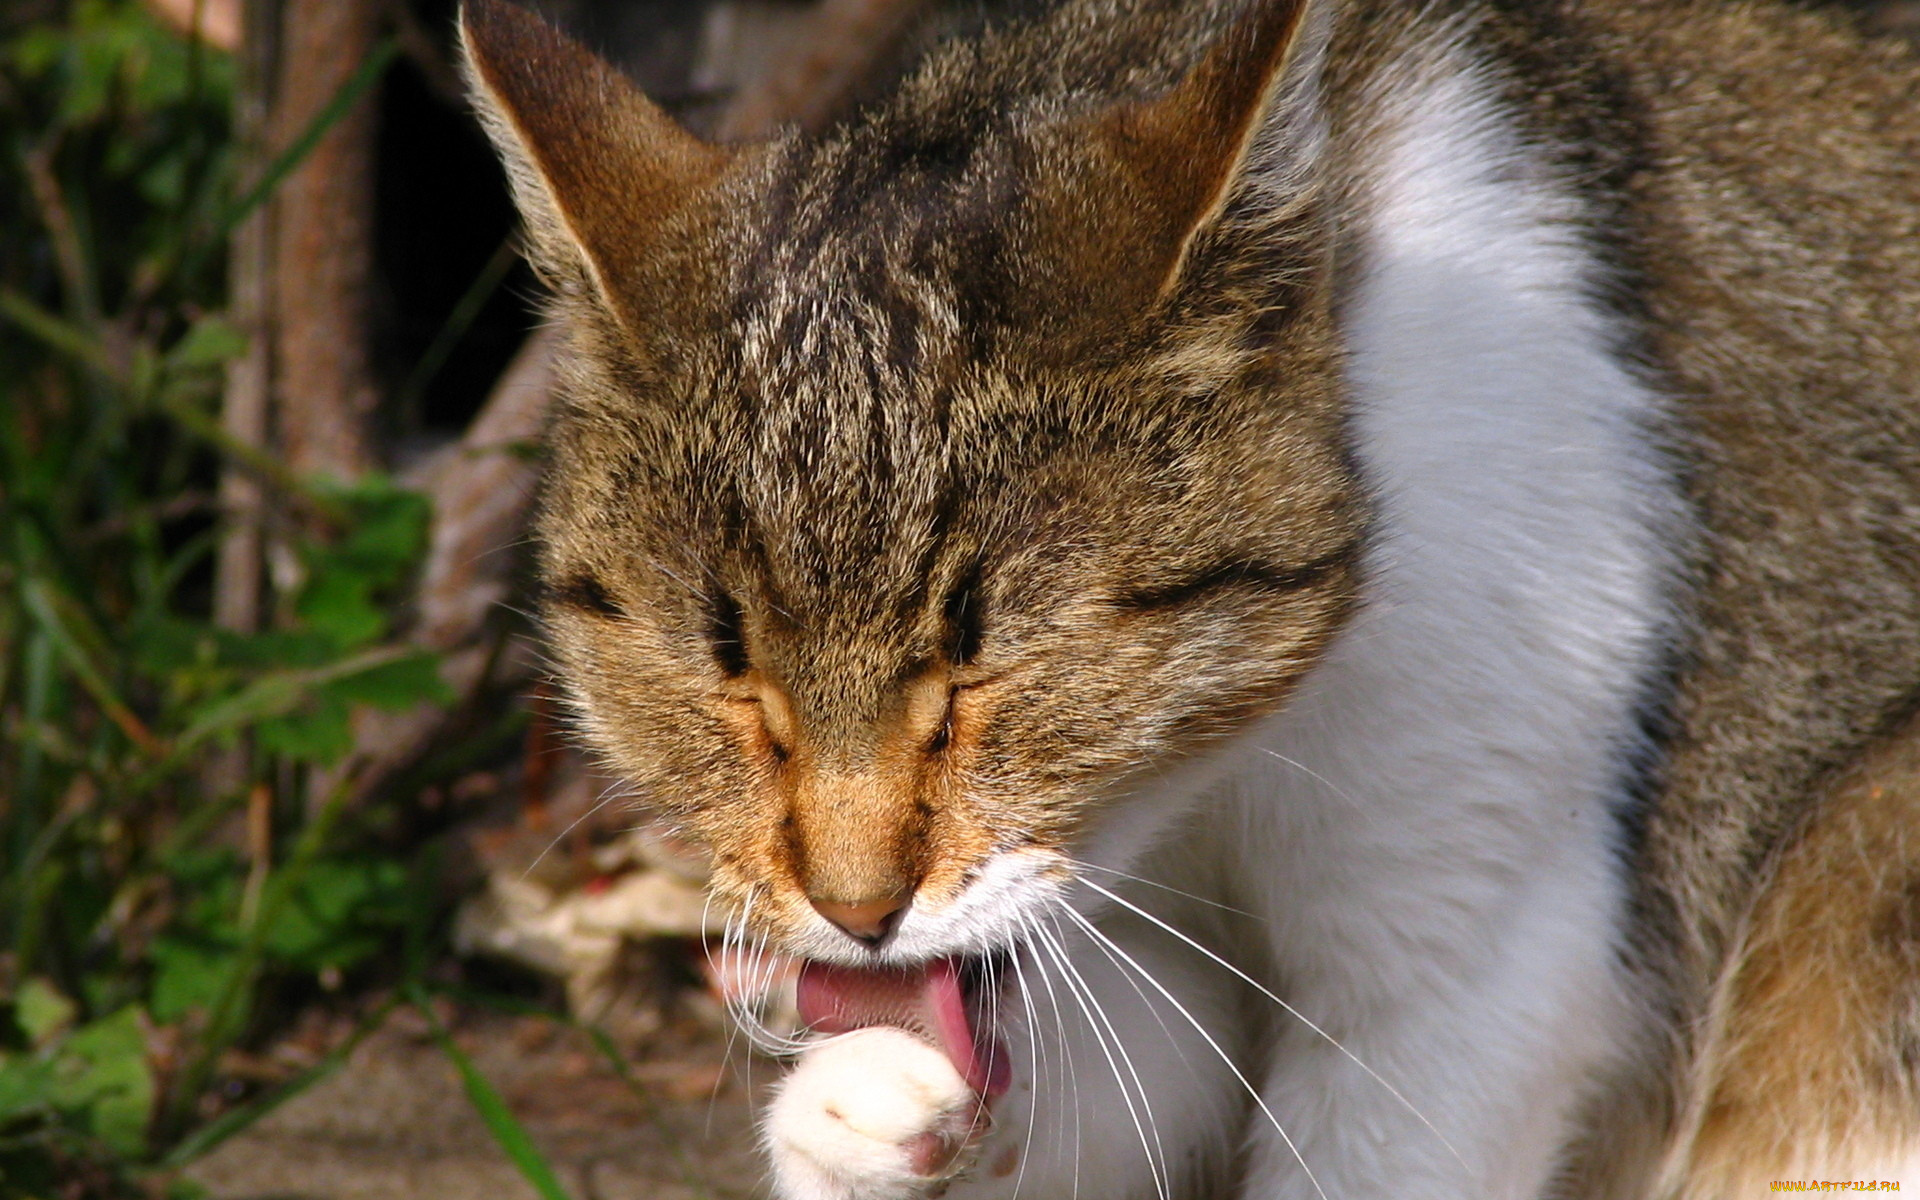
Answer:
459, 0, 1920, 1195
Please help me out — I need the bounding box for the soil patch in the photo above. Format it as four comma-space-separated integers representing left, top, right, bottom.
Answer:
187, 1008, 765, 1200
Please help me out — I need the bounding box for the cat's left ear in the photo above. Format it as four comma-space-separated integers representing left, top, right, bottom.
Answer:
459, 0, 740, 332
1053, 0, 1321, 308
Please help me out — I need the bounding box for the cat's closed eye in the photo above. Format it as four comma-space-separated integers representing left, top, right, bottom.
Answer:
551, 572, 623, 619
708, 587, 751, 677
942, 566, 984, 667
1116, 543, 1358, 611
924, 707, 953, 755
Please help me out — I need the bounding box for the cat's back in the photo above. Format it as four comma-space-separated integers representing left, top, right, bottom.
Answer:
1546, 0, 1920, 998
1373, 0, 1920, 1187
1295, 1, 1920, 1184
965, 0, 1920, 1013
1322, 0, 1920, 901
1591, 0, 1920, 405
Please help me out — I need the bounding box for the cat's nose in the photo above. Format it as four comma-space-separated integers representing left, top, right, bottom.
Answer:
810, 894, 908, 944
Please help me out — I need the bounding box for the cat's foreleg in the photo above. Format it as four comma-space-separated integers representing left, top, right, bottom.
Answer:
763, 919, 1243, 1200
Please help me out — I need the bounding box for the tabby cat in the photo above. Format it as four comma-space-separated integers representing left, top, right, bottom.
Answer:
458, 0, 1920, 1194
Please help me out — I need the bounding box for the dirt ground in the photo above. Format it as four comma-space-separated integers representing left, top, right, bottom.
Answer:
186, 1007, 767, 1200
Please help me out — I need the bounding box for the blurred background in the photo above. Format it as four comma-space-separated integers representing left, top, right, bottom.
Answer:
0, 0, 1915, 1196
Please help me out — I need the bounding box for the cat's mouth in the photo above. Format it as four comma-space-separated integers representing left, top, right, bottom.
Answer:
795, 953, 1013, 1097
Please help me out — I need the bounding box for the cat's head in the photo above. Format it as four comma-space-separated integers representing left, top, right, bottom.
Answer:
461, 0, 1361, 967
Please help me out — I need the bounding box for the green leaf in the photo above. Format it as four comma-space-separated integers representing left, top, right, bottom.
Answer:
317, 478, 433, 584
12, 981, 76, 1049
170, 644, 411, 759
255, 696, 354, 766
128, 614, 213, 676
56, 1008, 155, 1158
293, 569, 384, 648
325, 652, 451, 710
0, 1054, 59, 1123
247, 654, 450, 764
59, 31, 120, 125
162, 846, 241, 889
8, 27, 65, 80
167, 317, 247, 369
139, 146, 189, 207
149, 937, 241, 1024
261, 859, 407, 969
213, 626, 338, 672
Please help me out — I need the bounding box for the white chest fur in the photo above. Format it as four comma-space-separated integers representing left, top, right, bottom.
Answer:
1200, 53, 1683, 1198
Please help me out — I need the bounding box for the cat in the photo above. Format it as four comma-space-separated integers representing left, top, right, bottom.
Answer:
457, 0, 1920, 1195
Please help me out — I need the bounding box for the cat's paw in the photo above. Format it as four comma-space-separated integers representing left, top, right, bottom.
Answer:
764, 1026, 986, 1200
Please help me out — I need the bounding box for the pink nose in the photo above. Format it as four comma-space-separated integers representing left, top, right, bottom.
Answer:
810, 895, 908, 943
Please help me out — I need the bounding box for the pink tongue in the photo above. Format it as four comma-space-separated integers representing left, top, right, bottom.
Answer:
796, 957, 1010, 1097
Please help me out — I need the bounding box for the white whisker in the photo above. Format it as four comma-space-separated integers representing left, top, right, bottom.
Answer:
1033, 911, 1171, 1200
1019, 912, 1083, 1200
1074, 860, 1260, 919
1007, 946, 1044, 1200
1054, 902, 1332, 1200
1255, 747, 1374, 818
1078, 877, 1467, 1174
1057, 895, 1200, 1085
522, 775, 638, 877
714, 894, 811, 1061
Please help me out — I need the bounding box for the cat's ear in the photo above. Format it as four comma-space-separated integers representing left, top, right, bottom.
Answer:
1058, 0, 1319, 307
459, 0, 736, 328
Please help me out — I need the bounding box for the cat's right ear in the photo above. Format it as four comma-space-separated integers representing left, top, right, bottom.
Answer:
459, 0, 736, 330
1039, 0, 1322, 321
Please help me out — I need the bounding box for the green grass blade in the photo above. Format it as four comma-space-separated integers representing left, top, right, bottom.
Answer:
394, 236, 520, 423
409, 990, 575, 1200
168, 39, 401, 287
160, 644, 411, 767
0, 287, 118, 377
582, 1025, 716, 1200
0, 292, 333, 522
216, 39, 399, 238
156, 1000, 399, 1170
426, 985, 716, 1200
148, 385, 336, 514
20, 576, 162, 754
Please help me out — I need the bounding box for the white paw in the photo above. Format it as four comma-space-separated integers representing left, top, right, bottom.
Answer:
764, 1026, 985, 1200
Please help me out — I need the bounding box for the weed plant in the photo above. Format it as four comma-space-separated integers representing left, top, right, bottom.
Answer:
0, 5, 577, 1196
